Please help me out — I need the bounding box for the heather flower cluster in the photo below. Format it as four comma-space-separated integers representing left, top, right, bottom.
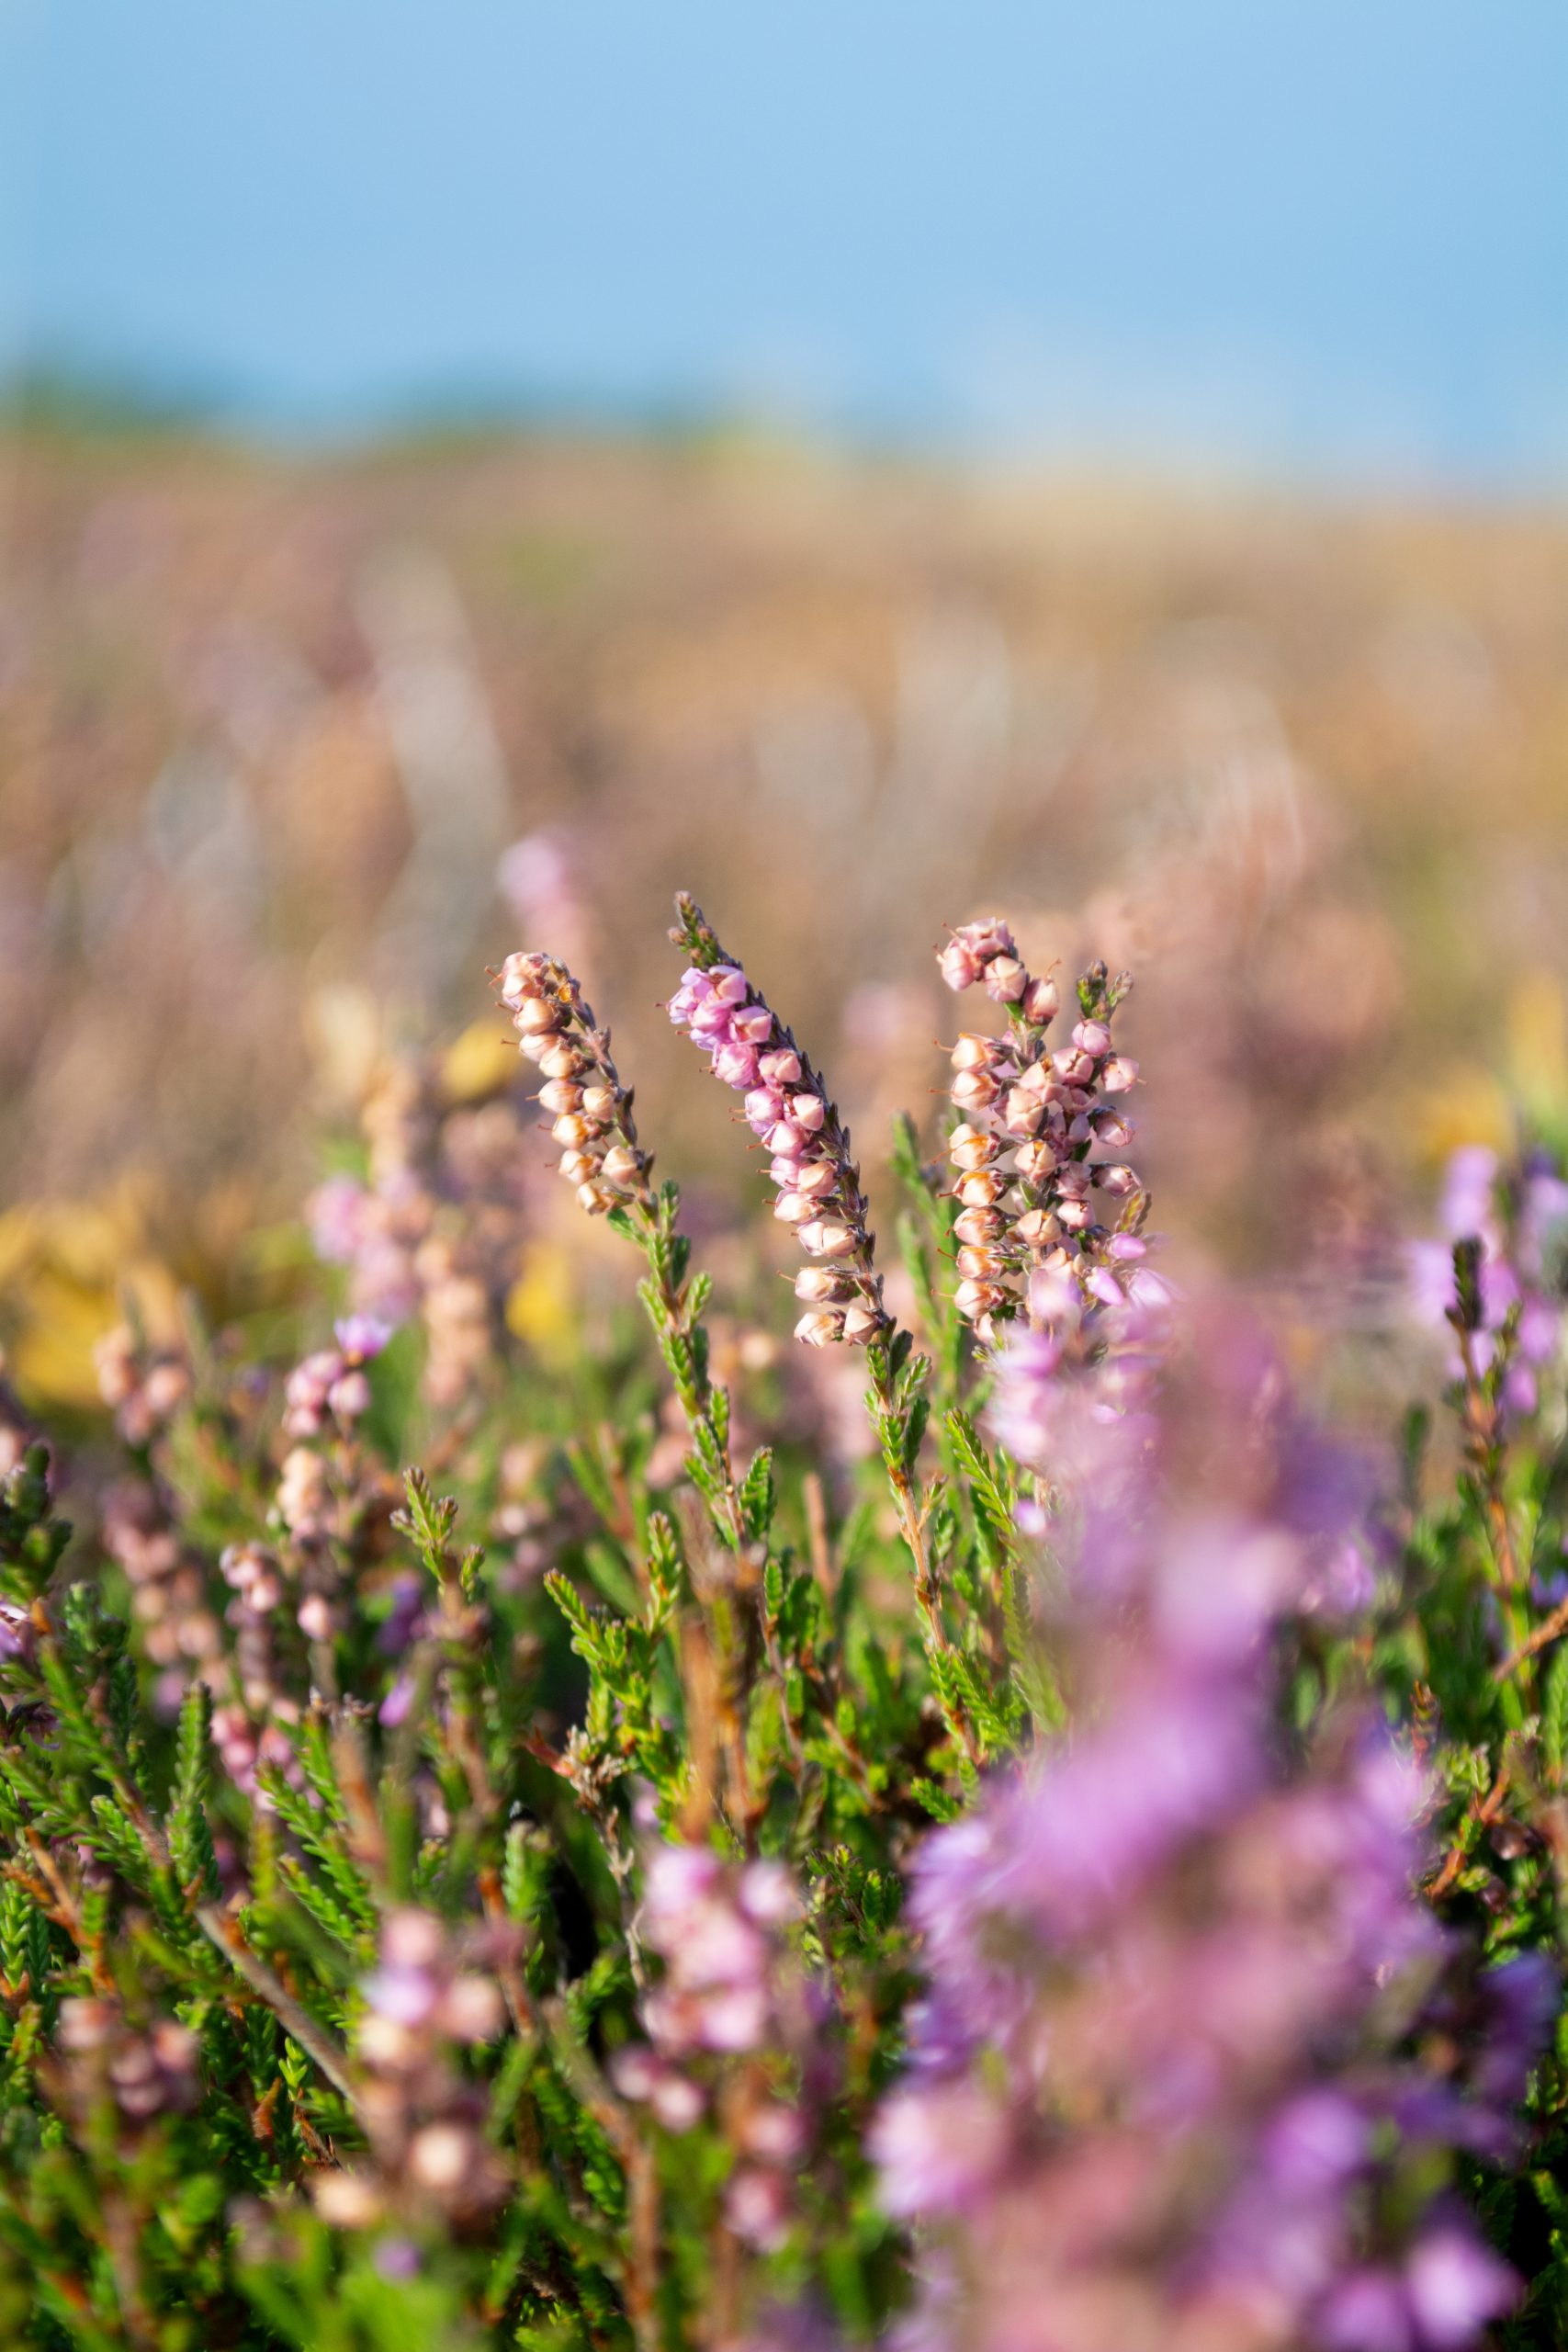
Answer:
937, 920, 1143, 1339
314, 1906, 513, 2231
0, 892, 1557, 2352
613, 1839, 828, 2256
1408, 1141, 1568, 1418
498, 948, 652, 1216
874, 1313, 1544, 2352
667, 907, 887, 1348
309, 1051, 540, 1405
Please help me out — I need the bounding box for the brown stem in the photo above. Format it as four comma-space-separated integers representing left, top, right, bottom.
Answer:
1495, 1596, 1568, 1682
194, 1905, 365, 2120
870, 1360, 983, 1771
544, 1996, 661, 2352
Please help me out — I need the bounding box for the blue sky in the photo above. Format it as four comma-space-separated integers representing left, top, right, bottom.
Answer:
3, 1, 1565, 482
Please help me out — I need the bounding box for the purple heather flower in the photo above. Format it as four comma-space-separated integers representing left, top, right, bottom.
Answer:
869, 2082, 1012, 2219
874, 1298, 1520, 2352
1403, 2226, 1517, 2347
363, 1964, 441, 2029
378, 1671, 414, 1728
333, 1314, 392, 1363
308, 1174, 371, 1267
666, 909, 888, 1345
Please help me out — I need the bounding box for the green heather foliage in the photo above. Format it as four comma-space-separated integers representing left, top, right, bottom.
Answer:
0, 897, 1562, 2350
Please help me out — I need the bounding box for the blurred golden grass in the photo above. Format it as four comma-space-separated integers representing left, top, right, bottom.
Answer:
1, 422, 1565, 1388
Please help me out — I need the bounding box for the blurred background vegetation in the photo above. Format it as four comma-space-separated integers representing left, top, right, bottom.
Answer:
2, 4, 1563, 1422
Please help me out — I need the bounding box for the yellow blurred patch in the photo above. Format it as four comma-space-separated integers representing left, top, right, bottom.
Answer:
505, 1243, 578, 1370
443, 1019, 519, 1105
0, 1189, 180, 1408
1410, 1069, 1512, 1167
1506, 972, 1568, 1120
0, 1176, 268, 1412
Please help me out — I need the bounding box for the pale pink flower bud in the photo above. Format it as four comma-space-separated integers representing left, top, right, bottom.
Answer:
731, 1004, 774, 1046
559, 1148, 598, 1185
795, 1159, 838, 1199
774, 1192, 813, 1226
1003, 1086, 1045, 1136
313, 2172, 384, 2228
1013, 1138, 1059, 1184
327, 1369, 371, 1421
1052, 1046, 1095, 1086
537, 1038, 586, 1080
983, 954, 1027, 1003
552, 1112, 594, 1148
739, 2104, 808, 2162
709, 966, 750, 1006
952, 1067, 1000, 1111
408, 2123, 477, 2193
1012, 1207, 1055, 1247
515, 1031, 550, 1065
650, 2072, 706, 2132
1021, 973, 1059, 1023
939, 939, 982, 991
955, 1277, 1010, 1319
1101, 1055, 1139, 1092
537, 1079, 583, 1116
1055, 1196, 1092, 1230
1072, 1019, 1112, 1056
951, 1033, 1004, 1072
298, 1594, 335, 1642
1092, 1109, 1134, 1148
745, 1087, 784, 1133
955, 1170, 1006, 1208
791, 1091, 827, 1132
957, 1245, 1009, 1280
795, 1266, 852, 1303
601, 1145, 643, 1188
436, 1974, 505, 2042
712, 1040, 760, 1088
799, 1218, 857, 1260
496, 952, 541, 1009
953, 1205, 1004, 1245
954, 917, 1016, 961
949, 1124, 999, 1171
1094, 1162, 1139, 1196
725, 2166, 792, 2250
691, 997, 733, 1044
759, 1047, 802, 1086
581, 1084, 618, 1122
513, 996, 562, 1036
795, 1309, 842, 1347
841, 1300, 885, 1343
688, 997, 733, 1040
766, 1120, 808, 1157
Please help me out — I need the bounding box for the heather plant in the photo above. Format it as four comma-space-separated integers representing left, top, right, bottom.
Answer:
1375, 1133, 1568, 2336
0, 897, 1555, 2351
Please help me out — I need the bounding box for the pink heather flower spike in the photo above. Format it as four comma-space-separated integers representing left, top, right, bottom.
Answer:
493, 951, 654, 1219
934, 925, 1150, 1342
666, 893, 889, 1347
